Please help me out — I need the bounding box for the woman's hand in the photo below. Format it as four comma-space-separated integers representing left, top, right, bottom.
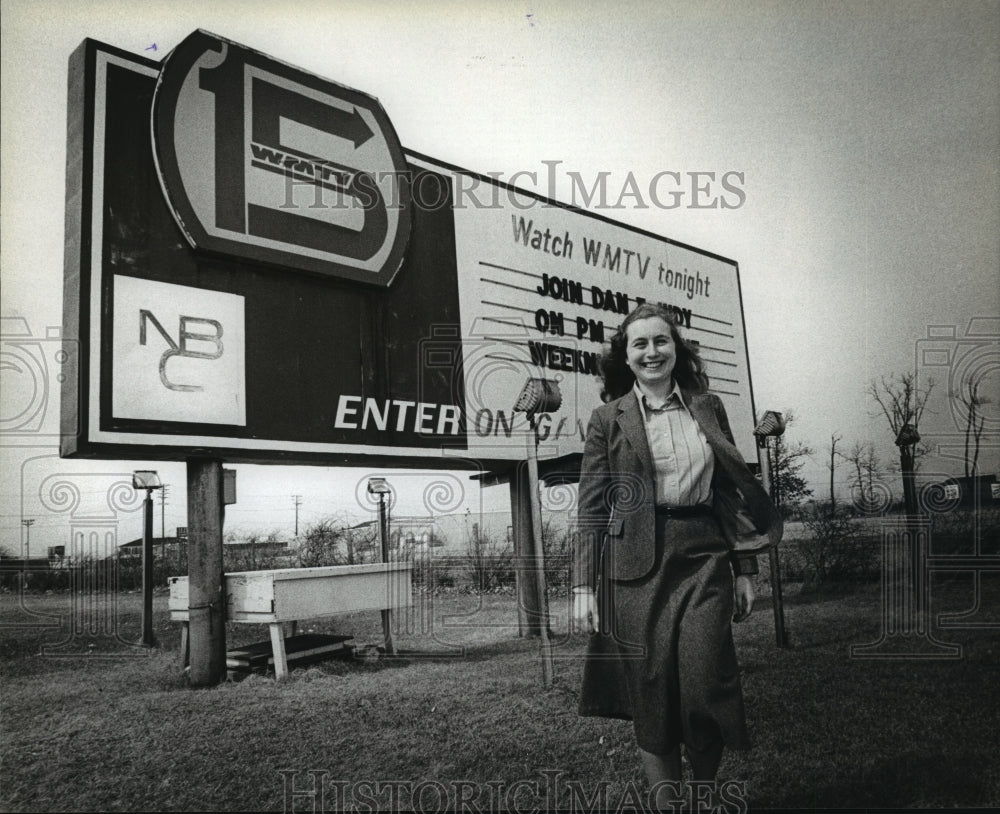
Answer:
733, 575, 755, 622
572, 588, 599, 633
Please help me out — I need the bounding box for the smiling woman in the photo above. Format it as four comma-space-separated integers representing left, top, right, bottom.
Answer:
571, 301, 782, 804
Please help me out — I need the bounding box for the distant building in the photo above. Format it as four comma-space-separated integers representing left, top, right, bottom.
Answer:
932, 474, 998, 508
118, 536, 186, 559
0, 556, 53, 571
118, 537, 291, 560
349, 508, 572, 557
222, 540, 291, 557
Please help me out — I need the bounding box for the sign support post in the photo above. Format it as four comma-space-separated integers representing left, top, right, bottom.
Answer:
186, 459, 226, 686
513, 378, 562, 688
510, 465, 545, 637
132, 470, 163, 648
367, 477, 395, 656
378, 494, 395, 656
524, 422, 554, 688
756, 437, 788, 648
142, 490, 156, 647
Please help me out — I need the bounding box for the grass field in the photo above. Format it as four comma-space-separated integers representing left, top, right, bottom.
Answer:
2, 575, 999, 812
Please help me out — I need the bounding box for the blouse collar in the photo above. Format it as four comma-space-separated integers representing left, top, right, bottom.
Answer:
633, 380, 688, 418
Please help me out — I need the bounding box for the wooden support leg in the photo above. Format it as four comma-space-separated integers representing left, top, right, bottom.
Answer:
510, 463, 544, 637
381, 608, 394, 655
269, 623, 289, 680
179, 622, 190, 669
187, 459, 226, 686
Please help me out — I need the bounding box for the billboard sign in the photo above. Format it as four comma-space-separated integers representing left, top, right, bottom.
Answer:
62, 36, 758, 469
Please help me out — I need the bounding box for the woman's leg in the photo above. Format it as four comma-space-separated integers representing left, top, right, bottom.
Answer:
639, 746, 683, 810
638, 744, 682, 782
686, 740, 723, 781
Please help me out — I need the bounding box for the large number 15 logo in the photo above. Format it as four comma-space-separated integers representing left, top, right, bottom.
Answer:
152, 30, 411, 287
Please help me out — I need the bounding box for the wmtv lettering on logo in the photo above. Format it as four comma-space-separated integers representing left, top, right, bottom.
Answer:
151, 30, 411, 286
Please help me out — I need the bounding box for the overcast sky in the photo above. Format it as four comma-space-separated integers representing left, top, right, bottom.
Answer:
2, 0, 998, 552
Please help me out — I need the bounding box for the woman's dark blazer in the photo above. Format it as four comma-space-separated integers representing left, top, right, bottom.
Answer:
572, 388, 783, 589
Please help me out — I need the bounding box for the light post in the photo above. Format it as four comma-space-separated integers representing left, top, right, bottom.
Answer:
513, 377, 562, 688
367, 477, 394, 656
753, 411, 788, 648
133, 470, 163, 647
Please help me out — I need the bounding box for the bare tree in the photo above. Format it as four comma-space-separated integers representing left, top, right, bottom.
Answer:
954, 372, 990, 478
869, 373, 934, 515
827, 433, 842, 509
841, 441, 885, 513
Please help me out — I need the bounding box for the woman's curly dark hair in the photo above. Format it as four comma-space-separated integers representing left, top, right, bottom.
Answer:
597, 303, 709, 401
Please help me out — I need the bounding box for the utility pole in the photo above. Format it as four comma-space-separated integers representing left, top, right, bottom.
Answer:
160, 485, 170, 539
20, 519, 35, 594
828, 433, 842, 510
21, 519, 35, 559
159, 485, 170, 559
292, 495, 302, 537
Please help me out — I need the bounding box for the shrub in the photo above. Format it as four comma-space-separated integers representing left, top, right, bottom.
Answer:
409, 553, 459, 591
927, 506, 1000, 555
541, 519, 572, 589
464, 526, 514, 591
296, 517, 376, 568
799, 503, 878, 584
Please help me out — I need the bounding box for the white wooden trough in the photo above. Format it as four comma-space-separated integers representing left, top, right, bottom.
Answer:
169, 562, 412, 678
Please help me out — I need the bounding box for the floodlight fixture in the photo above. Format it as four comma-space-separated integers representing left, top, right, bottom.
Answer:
367, 477, 391, 496
513, 377, 562, 418
132, 470, 162, 491
752, 411, 786, 447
